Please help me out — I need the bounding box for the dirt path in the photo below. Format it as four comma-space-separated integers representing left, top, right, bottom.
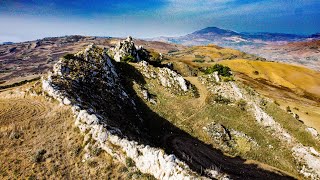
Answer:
184, 76, 208, 108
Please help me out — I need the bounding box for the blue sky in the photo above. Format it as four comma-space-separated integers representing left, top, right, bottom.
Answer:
1, 0, 320, 42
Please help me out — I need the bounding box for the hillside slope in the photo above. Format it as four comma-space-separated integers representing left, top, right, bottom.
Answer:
219, 60, 320, 132
0, 83, 153, 179
1, 38, 320, 179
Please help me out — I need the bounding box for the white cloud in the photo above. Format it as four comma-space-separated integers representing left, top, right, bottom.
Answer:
164, 0, 234, 14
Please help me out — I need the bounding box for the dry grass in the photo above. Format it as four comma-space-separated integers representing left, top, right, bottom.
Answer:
165, 45, 254, 68
0, 85, 153, 179
219, 59, 320, 97
276, 99, 320, 132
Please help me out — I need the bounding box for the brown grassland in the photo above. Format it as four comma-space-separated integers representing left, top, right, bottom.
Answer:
0, 83, 154, 179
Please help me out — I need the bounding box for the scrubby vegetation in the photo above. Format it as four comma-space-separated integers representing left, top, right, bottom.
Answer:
204, 64, 232, 77
122, 55, 135, 62
236, 99, 247, 111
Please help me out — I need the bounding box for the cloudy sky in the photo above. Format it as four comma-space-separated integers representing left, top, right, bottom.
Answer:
1, 0, 320, 42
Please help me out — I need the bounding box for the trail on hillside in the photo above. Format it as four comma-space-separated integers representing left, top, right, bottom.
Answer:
184, 76, 208, 108
150, 77, 294, 179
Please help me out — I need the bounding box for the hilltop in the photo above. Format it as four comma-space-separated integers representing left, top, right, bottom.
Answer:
0, 37, 320, 179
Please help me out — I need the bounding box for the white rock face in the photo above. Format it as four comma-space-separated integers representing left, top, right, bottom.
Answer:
63, 97, 71, 105
252, 104, 276, 127
111, 36, 141, 62
292, 146, 320, 179
230, 82, 243, 99
213, 71, 220, 82
306, 127, 319, 138
138, 61, 189, 92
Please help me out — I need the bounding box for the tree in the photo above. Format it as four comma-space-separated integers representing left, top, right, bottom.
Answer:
205, 64, 232, 77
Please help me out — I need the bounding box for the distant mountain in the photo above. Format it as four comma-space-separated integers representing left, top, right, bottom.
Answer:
153, 27, 310, 46
1, 42, 14, 45
310, 33, 320, 38
191, 27, 239, 36
151, 26, 320, 70
241, 32, 307, 41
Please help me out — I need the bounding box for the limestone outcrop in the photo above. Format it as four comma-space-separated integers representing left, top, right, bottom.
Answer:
110, 36, 149, 62
42, 44, 214, 179
137, 61, 189, 94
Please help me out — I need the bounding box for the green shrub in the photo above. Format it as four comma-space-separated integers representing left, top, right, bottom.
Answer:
192, 59, 205, 63
92, 147, 102, 156
260, 99, 268, 106
205, 64, 232, 77
63, 53, 76, 60
221, 76, 234, 82
286, 106, 291, 113
293, 107, 299, 111
236, 99, 247, 111
33, 149, 46, 163
125, 157, 135, 167
214, 94, 231, 104
122, 55, 135, 62
168, 49, 179, 53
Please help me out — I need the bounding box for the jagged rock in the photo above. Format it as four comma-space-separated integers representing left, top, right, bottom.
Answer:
137, 61, 189, 94
205, 123, 234, 151
110, 36, 149, 62
141, 89, 157, 104
200, 75, 320, 179
63, 97, 71, 105
205, 123, 258, 153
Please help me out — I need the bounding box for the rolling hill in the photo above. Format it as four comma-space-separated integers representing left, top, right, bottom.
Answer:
1, 37, 320, 179
152, 27, 320, 70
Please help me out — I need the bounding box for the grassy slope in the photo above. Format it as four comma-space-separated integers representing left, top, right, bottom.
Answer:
166, 45, 262, 69
219, 59, 320, 97
0, 83, 154, 180
132, 74, 302, 178
219, 59, 320, 132
161, 45, 320, 178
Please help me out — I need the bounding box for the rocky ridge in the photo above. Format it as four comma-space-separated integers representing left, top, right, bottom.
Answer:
41, 40, 226, 179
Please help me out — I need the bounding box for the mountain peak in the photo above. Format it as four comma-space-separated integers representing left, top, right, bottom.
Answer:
192, 27, 239, 36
